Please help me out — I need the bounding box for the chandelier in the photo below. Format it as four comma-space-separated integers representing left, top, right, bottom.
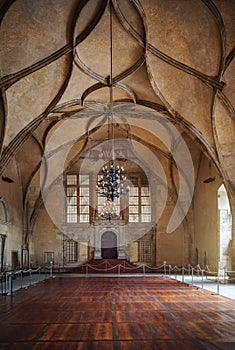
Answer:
96, 160, 129, 220
98, 198, 118, 221
96, 160, 128, 198
96, 1, 129, 220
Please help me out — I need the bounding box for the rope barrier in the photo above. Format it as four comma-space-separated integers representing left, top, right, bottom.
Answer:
0, 265, 51, 296
63, 259, 226, 279
2, 260, 234, 297
75, 261, 168, 274
162, 263, 235, 296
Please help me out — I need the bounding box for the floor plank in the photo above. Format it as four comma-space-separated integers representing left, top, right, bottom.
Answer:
0, 276, 234, 349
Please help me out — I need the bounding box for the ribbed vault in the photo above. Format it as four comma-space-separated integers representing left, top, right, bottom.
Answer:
0, 0, 234, 248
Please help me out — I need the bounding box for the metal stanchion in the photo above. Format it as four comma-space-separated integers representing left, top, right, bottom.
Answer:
163, 261, 166, 275
217, 273, 220, 295
4, 272, 7, 294
201, 269, 204, 289
197, 265, 200, 277
50, 261, 53, 278
175, 267, 177, 280
8, 273, 13, 296
182, 267, 185, 283
21, 270, 23, 289
191, 267, 194, 286
188, 264, 191, 276
5, 271, 8, 292
29, 269, 32, 285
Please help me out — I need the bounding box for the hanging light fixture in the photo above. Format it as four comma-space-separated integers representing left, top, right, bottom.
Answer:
96, 1, 129, 220
98, 199, 118, 221
96, 161, 128, 200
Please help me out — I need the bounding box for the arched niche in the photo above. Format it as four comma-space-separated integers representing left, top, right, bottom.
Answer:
101, 231, 118, 259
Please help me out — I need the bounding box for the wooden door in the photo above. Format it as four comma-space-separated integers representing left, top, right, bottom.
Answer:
101, 231, 117, 259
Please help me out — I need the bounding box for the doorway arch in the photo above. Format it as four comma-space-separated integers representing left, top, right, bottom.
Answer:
101, 231, 117, 259
218, 184, 232, 271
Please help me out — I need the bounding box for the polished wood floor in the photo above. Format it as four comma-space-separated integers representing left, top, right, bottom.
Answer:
0, 276, 235, 349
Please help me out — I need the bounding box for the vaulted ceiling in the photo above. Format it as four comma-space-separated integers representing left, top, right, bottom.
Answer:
0, 0, 235, 217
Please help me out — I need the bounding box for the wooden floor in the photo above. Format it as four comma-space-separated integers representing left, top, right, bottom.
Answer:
0, 276, 235, 349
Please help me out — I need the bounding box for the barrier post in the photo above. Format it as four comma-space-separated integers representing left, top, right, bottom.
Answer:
175, 267, 177, 280
49, 261, 53, 277
188, 264, 190, 275
29, 269, 32, 285
2, 273, 5, 294
182, 267, 185, 283
5, 271, 8, 291
217, 273, 220, 295
143, 264, 146, 275
21, 270, 23, 288
163, 261, 166, 275
191, 267, 194, 286
201, 269, 204, 289
8, 273, 13, 296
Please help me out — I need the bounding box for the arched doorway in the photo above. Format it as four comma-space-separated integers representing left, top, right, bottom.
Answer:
218, 184, 232, 271
101, 231, 117, 259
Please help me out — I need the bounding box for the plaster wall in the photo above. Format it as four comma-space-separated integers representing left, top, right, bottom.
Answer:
33, 209, 61, 268
157, 227, 185, 267
0, 158, 23, 269
193, 155, 221, 270
32, 193, 191, 268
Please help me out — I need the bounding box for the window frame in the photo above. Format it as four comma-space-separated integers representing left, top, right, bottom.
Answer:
66, 240, 78, 263
66, 174, 90, 223
128, 174, 151, 223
